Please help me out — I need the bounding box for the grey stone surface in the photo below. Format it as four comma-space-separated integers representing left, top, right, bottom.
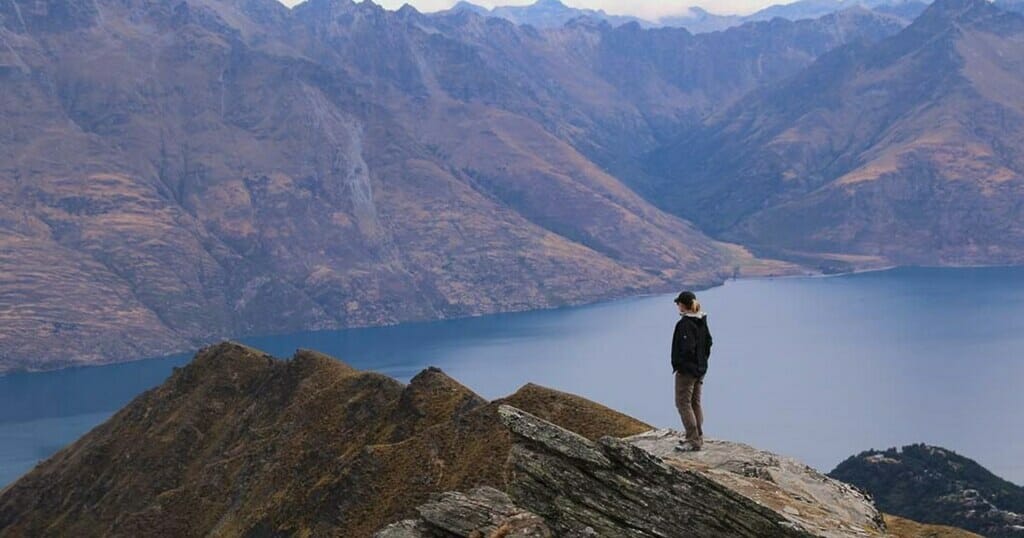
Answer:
379, 407, 894, 538
374, 487, 552, 538
498, 405, 814, 537
628, 429, 887, 537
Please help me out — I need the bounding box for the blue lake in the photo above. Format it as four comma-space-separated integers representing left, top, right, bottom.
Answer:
2, 266, 1023, 487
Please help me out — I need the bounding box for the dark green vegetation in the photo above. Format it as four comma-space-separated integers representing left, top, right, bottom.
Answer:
831, 444, 1024, 537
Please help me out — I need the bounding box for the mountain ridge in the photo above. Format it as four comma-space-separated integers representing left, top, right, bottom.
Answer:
445, 0, 930, 33
0, 342, 982, 537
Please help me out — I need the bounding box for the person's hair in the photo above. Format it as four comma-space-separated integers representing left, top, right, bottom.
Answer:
675, 291, 701, 313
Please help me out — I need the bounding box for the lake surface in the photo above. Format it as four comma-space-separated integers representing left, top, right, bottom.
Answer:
2, 266, 1023, 487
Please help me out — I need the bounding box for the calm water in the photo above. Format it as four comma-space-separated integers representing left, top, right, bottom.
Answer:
2, 266, 1023, 487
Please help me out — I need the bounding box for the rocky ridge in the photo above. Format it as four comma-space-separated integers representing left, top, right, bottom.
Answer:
0, 342, 981, 537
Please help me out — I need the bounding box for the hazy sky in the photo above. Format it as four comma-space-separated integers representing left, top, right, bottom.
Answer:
278, 0, 783, 18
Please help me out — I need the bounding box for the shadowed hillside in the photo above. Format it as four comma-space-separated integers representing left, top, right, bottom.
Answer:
831, 444, 1024, 537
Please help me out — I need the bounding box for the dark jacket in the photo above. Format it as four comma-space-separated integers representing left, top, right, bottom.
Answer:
671, 313, 713, 377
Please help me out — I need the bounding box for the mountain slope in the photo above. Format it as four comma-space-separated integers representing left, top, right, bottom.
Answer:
0, 342, 652, 537
831, 444, 1024, 537
0, 0, 906, 373
3, 0, 817, 373
649, 0, 1024, 267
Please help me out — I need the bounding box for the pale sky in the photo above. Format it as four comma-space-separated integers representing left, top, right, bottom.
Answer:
279, 0, 785, 19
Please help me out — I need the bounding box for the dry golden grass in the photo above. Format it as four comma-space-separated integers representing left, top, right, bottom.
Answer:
884, 514, 983, 538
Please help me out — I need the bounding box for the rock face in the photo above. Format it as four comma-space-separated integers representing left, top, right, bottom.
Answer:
649, 0, 1024, 269
375, 487, 553, 538
831, 444, 1024, 537
630, 430, 886, 537
498, 406, 813, 537
379, 407, 900, 538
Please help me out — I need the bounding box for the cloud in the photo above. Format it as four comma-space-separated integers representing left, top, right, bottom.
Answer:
279, 0, 780, 18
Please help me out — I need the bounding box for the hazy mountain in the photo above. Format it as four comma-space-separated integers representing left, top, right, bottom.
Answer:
996, 0, 1024, 13
443, 0, 646, 28
831, 444, 1024, 537
457, 0, 928, 34
649, 0, 1024, 268
751, 0, 926, 23
0, 0, 906, 373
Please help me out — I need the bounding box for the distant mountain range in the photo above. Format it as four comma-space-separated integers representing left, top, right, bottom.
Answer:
445, 0, 932, 32
831, 444, 1024, 537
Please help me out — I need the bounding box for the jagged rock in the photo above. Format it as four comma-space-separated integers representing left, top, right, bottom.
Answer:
629, 429, 887, 537
375, 487, 552, 538
497, 405, 813, 537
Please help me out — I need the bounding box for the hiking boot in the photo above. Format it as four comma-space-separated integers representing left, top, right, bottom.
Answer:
674, 440, 702, 452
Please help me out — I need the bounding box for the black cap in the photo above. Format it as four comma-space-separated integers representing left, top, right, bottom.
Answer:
674, 291, 696, 304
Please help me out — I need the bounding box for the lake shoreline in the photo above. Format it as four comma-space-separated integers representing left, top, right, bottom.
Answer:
6, 262, 1024, 378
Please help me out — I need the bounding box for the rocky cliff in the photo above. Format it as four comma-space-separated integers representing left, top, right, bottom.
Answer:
0, 343, 980, 537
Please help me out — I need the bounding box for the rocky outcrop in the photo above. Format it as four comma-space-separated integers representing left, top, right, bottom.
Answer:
499, 405, 813, 537
630, 430, 886, 537
375, 487, 553, 538
381, 406, 904, 537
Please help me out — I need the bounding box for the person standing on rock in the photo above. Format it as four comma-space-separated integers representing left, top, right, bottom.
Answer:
672, 291, 713, 452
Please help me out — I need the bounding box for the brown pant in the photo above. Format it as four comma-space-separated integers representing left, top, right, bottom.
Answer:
674, 372, 704, 447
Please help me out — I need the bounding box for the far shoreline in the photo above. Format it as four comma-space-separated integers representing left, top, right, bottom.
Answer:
5, 263, 1024, 378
